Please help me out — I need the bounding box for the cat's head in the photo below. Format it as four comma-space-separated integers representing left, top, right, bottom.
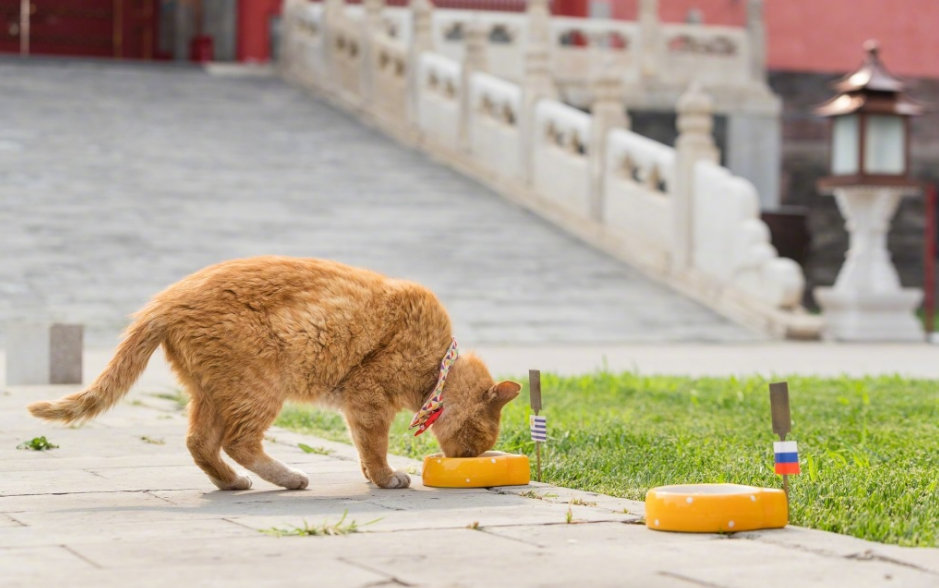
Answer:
430, 352, 521, 458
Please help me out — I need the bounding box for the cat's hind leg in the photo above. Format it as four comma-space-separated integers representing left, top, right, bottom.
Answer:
187, 395, 253, 491
221, 401, 309, 490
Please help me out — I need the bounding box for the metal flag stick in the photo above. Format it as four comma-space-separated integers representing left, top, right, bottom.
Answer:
769, 381, 791, 508
530, 369, 543, 482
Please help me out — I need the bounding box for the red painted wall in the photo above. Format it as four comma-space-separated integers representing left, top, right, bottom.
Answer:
609, 0, 939, 79
238, 0, 283, 62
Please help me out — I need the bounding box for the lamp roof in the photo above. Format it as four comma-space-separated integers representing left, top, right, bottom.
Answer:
815, 40, 925, 118
833, 40, 904, 93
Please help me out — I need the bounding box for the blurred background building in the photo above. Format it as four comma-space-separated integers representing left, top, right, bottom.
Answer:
2, 0, 936, 311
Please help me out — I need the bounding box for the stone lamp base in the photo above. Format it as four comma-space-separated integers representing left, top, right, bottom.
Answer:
815, 185, 926, 342
815, 287, 924, 342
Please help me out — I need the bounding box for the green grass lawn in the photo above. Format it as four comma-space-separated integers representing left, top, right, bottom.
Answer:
275, 372, 939, 547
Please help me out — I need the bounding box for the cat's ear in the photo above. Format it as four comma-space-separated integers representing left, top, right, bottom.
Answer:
485, 381, 521, 409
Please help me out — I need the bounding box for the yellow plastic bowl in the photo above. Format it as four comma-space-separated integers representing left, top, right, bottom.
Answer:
645, 483, 787, 533
422, 451, 530, 488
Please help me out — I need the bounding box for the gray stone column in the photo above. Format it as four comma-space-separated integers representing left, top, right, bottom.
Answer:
362, 0, 386, 106
746, 0, 766, 84
638, 0, 659, 79
588, 58, 628, 222
6, 323, 83, 386
203, 0, 238, 61
460, 21, 489, 152
323, 0, 346, 89
407, 0, 434, 129
726, 112, 781, 210
674, 83, 719, 271
173, 0, 195, 61
520, 0, 558, 184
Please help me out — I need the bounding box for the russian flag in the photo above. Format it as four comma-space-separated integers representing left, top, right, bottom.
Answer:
774, 441, 800, 475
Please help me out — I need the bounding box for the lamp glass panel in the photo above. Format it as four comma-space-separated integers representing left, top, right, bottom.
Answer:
864, 114, 905, 174
831, 114, 859, 175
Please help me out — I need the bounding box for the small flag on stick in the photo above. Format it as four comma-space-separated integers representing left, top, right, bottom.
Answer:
530, 415, 547, 442
769, 381, 799, 504
529, 369, 544, 482
773, 441, 800, 475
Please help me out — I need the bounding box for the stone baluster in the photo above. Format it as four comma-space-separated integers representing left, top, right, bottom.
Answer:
362, 0, 386, 106
520, 0, 558, 184
408, 0, 435, 130
277, 0, 298, 76
746, 0, 767, 83
638, 0, 659, 79
6, 323, 83, 385
459, 21, 489, 152
588, 58, 629, 222
673, 83, 719, 271
323, 0, 346, 92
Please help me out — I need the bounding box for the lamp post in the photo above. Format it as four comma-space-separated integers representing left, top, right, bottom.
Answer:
814, 40, 925, 341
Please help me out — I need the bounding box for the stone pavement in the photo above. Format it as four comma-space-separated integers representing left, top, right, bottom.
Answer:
0, 58, 756, 348
3, 363, 939, 587
3, 341, 939, 389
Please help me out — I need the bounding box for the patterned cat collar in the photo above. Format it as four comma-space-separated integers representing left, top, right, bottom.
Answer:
408, 338, 459, 436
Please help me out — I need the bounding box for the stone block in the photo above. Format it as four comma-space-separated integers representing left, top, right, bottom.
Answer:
5, 323, 83, 386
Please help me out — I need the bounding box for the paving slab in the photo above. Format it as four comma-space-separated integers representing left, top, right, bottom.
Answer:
2, 373, 939, 587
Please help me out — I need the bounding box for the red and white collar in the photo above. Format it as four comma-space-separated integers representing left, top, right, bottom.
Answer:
408, 338, 459, 436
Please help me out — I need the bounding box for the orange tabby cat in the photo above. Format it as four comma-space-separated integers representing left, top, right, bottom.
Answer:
27, 257, 520, 490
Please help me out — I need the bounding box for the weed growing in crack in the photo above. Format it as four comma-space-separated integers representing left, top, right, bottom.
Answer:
17, 436, 58, 451
298, 443, 333, 455
260, 510, 381, 537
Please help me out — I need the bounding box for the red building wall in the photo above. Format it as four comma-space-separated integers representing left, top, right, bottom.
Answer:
239, 0, 282, 62
609, 0, 939, 78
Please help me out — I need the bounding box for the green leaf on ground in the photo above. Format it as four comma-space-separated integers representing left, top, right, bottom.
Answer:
17, 436, 59, 451
298, 443, 333, 455
149, 389, 188, 411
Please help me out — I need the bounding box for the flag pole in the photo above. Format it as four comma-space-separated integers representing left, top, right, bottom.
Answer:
536, 419, 542, 483
769, 382, 792, 515
530, 369, 543, 483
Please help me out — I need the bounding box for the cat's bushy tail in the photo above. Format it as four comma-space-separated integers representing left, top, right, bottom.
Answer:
27, 310, 166, 425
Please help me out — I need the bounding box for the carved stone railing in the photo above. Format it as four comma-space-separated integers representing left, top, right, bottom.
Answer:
330, 3, 766, 97
658, 23, 750, 87
417, 51, 462, 147
371, 34, 410, 128
469, 72, 522, 183
603, 129, 675, 270
280, 0, 819, 338
692, 160, 803, 309
551, 18, 639, 84
532, 100, 592, 218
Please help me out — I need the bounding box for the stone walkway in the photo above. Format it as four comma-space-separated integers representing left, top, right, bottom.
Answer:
3, 365, 939, 587
0, 58, 756, 348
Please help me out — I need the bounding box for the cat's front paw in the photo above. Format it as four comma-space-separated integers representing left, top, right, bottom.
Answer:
375, 470, 411, 489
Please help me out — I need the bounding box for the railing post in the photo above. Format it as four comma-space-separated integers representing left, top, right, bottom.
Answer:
460, 21, 489, 153
323, 0, 346, 92
408, 0, 435, 130
638, 0, 659, 79
19, 0, 30, 56
746, 0, 767, 83
521, 0, 558, 185
674, 83, 719, 271
588, 58, 628, 222
362, 0, 386, 107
